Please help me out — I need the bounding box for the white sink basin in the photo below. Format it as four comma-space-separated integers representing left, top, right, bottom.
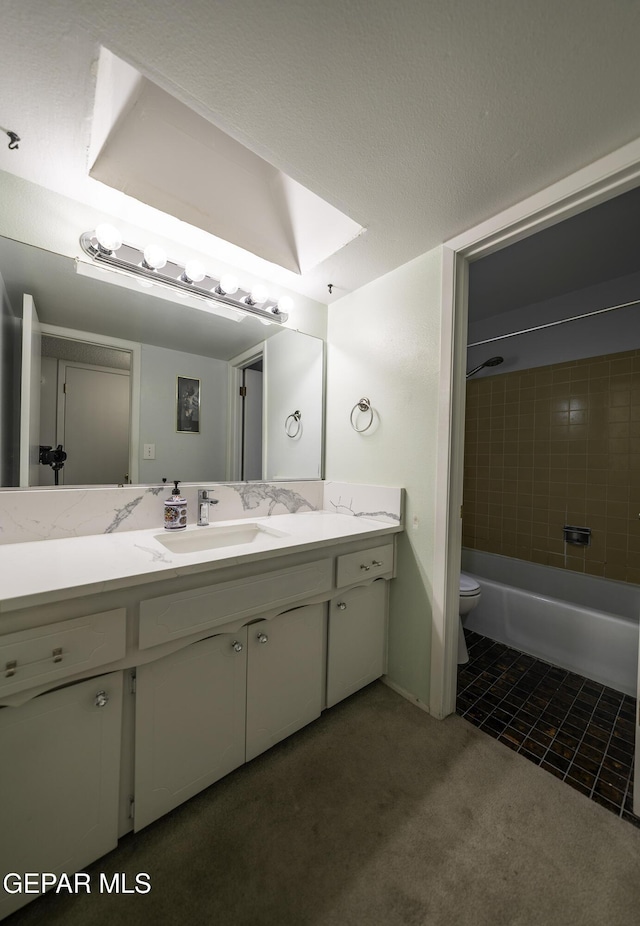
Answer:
154, 522, 285, 554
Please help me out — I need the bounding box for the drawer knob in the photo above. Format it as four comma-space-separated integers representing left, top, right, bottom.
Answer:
360, 564, 370, 571
5, 660, 17, 678
337, 602, 347, 610
372, 560, 383, 567
231, 640, 244, 653
52, 647, 63, 663
257, 632, 269, 644
95, 690, 109, 708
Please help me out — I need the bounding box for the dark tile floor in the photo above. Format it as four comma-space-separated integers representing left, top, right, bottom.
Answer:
457, 630, 640, 828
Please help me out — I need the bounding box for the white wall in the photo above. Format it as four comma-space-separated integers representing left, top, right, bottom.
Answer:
264, 329, 323, 480
467, 269, 640, 376
326, 247, 443, 708
139, 344, 228, 483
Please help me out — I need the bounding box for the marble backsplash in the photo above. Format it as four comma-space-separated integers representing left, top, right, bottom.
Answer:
0, 482, 324, 545
0, 481, 403, 545
323, 482, 403, 524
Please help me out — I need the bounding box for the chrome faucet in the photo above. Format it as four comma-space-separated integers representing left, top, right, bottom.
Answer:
197, 488, 211, 526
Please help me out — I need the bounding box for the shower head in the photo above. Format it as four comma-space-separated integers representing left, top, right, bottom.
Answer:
466, 356, 504, 379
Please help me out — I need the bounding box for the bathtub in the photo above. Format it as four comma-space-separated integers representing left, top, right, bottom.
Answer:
461, 550, 639, 697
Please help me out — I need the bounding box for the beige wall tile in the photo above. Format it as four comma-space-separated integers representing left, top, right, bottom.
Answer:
463, 349, 640, 586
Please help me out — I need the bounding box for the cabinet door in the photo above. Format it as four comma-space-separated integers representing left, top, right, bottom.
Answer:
0, 672, 123, 920
327, 580, 387, 708
134, 630, 247, 831
246, 604, 324, 762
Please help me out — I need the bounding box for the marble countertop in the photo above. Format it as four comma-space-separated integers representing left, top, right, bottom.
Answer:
0, 511, 402, 612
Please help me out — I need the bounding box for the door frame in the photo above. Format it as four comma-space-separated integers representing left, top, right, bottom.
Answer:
226, 344, 264, 481
431, 135, 640, 721
40, 324, 141, 484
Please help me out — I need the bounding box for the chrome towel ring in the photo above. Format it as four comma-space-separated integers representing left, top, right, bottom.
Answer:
350, 397, 374, 432
285, 410, 302, 438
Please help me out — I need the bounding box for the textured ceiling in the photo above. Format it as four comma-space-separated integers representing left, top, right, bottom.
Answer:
2, 0, 640, 305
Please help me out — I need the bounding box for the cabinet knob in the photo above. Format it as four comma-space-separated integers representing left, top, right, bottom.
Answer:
95, 690, 109, 708
360, 564, 370, 571
337, 601, 347, 610
5, 660, 17, 678
231, 640, 243, 653
257, 632, 269, 644
371, 560, 383, 567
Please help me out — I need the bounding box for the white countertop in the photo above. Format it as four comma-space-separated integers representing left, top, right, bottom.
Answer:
0, 512, 402, 612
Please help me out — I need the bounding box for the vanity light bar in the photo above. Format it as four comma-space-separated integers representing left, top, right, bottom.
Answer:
79, 229, 291, 324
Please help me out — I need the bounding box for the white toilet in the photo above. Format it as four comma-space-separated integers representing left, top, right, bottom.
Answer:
458, 573, 481, 664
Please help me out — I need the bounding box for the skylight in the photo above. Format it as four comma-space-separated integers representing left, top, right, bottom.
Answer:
89, 49, 364, 275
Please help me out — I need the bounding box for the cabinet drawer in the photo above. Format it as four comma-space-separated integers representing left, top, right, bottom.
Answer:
336, 543, 394, 587
0, 609, 126, 698
139, 559, 333, 650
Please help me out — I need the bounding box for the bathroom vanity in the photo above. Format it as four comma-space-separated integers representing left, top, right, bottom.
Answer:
0, 509, 400, 919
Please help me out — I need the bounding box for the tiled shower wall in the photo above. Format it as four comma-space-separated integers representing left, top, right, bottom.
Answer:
463, 349, 640, 584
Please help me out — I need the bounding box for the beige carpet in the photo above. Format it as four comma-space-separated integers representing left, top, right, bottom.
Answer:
9, 682, 640, 926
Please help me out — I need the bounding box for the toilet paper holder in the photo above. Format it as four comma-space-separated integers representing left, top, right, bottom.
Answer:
563, 525, 591, 546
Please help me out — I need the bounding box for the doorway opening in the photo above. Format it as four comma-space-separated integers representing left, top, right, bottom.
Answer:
227, 347, 264, 482
454, 183, 640, 826
240, 359, 264, 481
434, 141, 640, 820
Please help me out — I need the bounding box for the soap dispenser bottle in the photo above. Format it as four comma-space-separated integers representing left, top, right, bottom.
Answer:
164, 480, 187, 531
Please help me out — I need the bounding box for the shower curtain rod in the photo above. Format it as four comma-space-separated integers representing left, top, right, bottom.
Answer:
467, 297, 640, 348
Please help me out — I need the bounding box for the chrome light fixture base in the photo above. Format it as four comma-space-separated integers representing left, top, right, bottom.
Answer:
80, 230, 290, 324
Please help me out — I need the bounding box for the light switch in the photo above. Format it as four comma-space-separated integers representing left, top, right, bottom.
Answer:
143, 443, 156, 460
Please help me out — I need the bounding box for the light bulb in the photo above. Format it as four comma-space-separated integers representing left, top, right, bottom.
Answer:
183, 260, 205, 284
274, 295, 293, 315
95, 223, 122, 253
142, 244, 167, 271
250, 284, 268, 305
217, 274, 239, 295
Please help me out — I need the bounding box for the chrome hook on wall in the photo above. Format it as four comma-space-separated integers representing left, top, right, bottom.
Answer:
0, 126, 20, 150
350, 397, 374, 433
285, 410, 302, 438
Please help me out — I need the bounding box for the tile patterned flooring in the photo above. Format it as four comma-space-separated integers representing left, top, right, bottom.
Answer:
456, 630, 640, 828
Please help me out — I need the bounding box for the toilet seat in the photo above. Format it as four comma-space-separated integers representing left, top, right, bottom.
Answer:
460, 573, 480, 596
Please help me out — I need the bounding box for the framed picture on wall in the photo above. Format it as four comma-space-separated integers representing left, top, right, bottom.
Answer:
176, 376, 200, 433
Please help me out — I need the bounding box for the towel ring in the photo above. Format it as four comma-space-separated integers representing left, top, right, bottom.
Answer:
350, 397, 374, 433
285, 410, 302, 438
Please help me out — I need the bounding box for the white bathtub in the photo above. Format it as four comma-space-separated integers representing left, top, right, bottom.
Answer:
461, 550, 639, 697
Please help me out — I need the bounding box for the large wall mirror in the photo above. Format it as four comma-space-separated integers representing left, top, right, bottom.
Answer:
0, 236, 324, 488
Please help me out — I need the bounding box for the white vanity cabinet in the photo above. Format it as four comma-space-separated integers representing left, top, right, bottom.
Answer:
246, 603, 325, 761
134, 603, 325, 829
326, 579, 388, 708
0, 671, 123, 920
0, 523, 399, 920
134, 629, 248, 831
